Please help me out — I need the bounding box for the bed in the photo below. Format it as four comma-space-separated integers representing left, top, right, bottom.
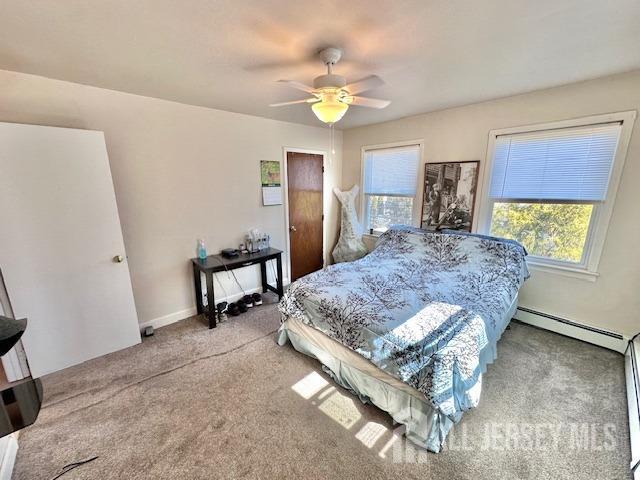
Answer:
277, 226, 529, 452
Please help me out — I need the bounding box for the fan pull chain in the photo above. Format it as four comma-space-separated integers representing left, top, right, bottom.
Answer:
330, 123, 335, 166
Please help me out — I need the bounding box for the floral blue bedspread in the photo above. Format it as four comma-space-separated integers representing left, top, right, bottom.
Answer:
278, 226, 529, 419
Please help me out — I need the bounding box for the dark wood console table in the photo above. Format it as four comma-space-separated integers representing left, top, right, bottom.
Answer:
191, 248, 284, 329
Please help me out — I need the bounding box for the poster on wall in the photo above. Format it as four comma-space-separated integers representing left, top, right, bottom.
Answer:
260, 160, 282, 206
420, 161, 479, 232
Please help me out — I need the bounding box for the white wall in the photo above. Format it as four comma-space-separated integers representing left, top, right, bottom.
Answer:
3, 66, 637, 337
343, 70, 640, 337
0, 69, 342, 326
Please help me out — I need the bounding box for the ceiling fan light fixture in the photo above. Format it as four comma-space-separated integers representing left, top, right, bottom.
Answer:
311, 95, 349, 124
272, 47, 390, 124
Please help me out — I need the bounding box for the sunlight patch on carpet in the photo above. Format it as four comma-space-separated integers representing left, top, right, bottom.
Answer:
291, 371, 329, 399
356, 421, 388, 448
318, 389, 362, 429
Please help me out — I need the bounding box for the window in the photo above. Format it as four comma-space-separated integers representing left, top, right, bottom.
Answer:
480, 111, 636, 278
490, 202, 594, 263
362, 144, 421, 233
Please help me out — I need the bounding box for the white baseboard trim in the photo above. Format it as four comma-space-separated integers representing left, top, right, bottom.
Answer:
513, 306, 626, 353
0, 435, 18, 480
139, 307, 198, 332
138, 279, 290, 333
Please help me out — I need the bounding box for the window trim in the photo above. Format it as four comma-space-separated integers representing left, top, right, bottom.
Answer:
360, 140, 425, 236
477, 111, 636, 280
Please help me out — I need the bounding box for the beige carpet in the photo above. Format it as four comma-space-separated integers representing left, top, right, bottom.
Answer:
14, 295, 631, 479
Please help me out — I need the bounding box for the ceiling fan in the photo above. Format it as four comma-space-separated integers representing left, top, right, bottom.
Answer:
270, 47, 391, 125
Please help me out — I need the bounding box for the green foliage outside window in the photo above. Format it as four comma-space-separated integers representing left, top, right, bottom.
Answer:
490, 203, 593, 263
367, 195, 414, 232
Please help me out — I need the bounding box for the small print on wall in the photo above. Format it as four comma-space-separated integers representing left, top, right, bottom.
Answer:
421, 161, 479, 232
260, 160, 282, 206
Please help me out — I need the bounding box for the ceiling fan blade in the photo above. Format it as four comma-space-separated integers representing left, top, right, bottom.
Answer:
343, 75, 384, 95
269, 98, 319, 107
277, 80, 316, 94
344, 96, 391, 109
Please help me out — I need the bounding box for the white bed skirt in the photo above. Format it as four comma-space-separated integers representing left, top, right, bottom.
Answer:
278, 322, 454, 452
277, 295, 518, 453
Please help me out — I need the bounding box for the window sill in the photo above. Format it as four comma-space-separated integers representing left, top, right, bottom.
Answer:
363, 232, 382, 239
525, 259, 599, 282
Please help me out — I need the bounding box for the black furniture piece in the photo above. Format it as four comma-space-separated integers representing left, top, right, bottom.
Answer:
0, 316, 43, 438
191, 248, 284, 329
0, 316, 26, 356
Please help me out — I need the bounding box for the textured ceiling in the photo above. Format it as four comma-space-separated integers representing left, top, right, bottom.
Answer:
1, 0, 639, 129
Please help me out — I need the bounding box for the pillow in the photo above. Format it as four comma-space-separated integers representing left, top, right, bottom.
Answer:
440, 229, 528, 255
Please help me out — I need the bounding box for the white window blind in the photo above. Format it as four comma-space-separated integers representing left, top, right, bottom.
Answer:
363, 145, 420, 197
489, 123, 622, 202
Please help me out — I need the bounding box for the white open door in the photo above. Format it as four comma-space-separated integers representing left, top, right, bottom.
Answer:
0, 122, 141, 377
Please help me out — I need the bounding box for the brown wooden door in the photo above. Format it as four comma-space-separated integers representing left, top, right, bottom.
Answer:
287, 152, 324, 281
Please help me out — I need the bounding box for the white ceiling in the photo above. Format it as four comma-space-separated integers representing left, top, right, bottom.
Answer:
1, 0, 639, 129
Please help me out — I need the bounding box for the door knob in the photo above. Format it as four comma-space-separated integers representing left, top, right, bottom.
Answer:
289, 225, 297, 232
113, 255, 125, 263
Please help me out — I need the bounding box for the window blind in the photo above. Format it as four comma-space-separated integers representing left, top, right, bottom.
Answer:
489, 123, 622, 202
363, 145, 420, 196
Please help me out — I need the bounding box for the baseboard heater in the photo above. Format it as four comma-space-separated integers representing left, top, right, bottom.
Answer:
514, 306, 626, 353
626, 335, 640, 479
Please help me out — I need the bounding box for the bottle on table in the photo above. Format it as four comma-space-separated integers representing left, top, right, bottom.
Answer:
197, 239, 207, 260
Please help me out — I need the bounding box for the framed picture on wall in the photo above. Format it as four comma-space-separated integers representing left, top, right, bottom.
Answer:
420, 161, 479, 232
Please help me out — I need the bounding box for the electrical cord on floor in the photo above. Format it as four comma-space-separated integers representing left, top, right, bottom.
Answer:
49, 456, 98, 480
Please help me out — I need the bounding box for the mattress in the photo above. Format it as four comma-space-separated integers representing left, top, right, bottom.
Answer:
278, 226, 529, 419
283, 293, 519, 404
279, 294, 519, 452
285, 315, 425, 399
